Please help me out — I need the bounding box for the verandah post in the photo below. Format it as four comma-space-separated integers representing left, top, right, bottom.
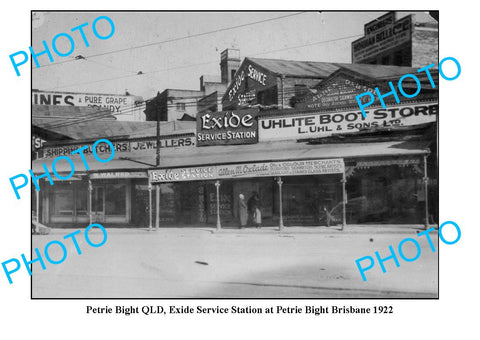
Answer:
277, 177, 284, 231
215, 180, 221, 230
423, 155, 429, 230
341, 171, 347, 231
155, 185, 160, 231
148, 182, 152, 231
88, 178, 93, 225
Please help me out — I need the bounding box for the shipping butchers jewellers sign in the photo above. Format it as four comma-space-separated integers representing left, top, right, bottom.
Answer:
38, 136, 195, 159
259, 102, 438, 141
196, 109, 258, 146
149, 159, 344, 183
32, 90, 137, 114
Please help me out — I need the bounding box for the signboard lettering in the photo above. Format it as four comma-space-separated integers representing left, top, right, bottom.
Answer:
223, 61, 276, 109
247, 65, 267, 85
149, 159, 344, 183
90, 172, 148, 179
32, 91, 138, 114
197, 109, 258, 146
228, 71, 245, 101
297, 73, 376, 110
352, 15, 412, 64
38, 136, 195, 158
259, 103, 438, 141
364, 12, 395, 36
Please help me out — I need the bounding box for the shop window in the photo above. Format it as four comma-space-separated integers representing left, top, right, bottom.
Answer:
280, 175, 341, 225
92, 186, 104, 214
160, 183, 175, 222
105, 184, 126, 215
346, 165, 421, 224
52, 186, 74, 216
76, 185, 88, 215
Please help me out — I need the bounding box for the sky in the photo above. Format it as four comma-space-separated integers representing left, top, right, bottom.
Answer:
31, 11, 435, 101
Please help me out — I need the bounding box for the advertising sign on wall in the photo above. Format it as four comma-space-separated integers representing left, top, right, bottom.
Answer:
222, 60, 277, 109
149, 158, 344, 183
38, 136, 195, 159
259, 102, 438, 141
364, 12, 395, 36
352, 14, 412, 64
296, 72, 376, 110
196, 109, 259, 146
32, 90, 141, 118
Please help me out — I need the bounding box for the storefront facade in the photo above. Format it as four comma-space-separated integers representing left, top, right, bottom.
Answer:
33, 134, 195, 228
144, 64, 438, 228
149, 158, 347, 228
33, 64, 438, 229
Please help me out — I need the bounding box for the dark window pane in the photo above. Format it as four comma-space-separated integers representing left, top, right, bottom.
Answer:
76, 185, 88, 215
53, 189, 74, 216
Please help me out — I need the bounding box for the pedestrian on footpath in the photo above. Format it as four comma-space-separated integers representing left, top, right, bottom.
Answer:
238, 194, 248, 229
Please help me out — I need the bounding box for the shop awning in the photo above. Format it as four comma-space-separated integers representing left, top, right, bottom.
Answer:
158, 139, 430, 168
32, 152, 156, 174
32, 139, 430, 174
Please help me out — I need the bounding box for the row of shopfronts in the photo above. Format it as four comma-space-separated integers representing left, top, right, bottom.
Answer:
33, 156, 435, 228
32, 56, 438, 228
32, 112, 437, 229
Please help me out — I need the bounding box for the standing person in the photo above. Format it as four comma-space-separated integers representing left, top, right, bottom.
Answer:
238, 194, 248, 229
253, 192, 262, 229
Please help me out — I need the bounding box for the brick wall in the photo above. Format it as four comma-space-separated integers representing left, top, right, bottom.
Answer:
412, 28, 439, 68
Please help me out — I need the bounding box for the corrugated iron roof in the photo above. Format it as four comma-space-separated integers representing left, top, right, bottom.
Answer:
248, 57, 343, 78
32, 140, 430, 174
33, 119, 196, 140
32, 104, 116, 120
248, 57, 429, 80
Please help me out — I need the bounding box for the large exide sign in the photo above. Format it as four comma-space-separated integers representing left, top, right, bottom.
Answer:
196, 109, 258, 146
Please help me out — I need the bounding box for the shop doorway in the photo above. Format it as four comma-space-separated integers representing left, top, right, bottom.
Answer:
91, 182, 129, 224
92, 185, 105, 222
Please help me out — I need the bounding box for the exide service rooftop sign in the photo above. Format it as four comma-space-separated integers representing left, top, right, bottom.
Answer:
196, 109, 259, 146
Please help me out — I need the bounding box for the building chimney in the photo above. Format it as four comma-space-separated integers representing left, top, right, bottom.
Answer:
220, 48, 240, 84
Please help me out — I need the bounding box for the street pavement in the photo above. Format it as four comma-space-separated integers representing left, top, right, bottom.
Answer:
32, 225, 438, 298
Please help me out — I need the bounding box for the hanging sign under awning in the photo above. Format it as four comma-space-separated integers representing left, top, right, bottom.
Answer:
149, 158, 344, 183
90, 171, 148, 179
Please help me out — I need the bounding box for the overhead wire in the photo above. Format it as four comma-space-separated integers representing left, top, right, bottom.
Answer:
42, 33, 363, 91
35, 82, 358, 129
33, 12, 305, 70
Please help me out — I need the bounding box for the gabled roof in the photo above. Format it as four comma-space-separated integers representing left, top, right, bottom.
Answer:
248, 57, 343, 78
248, 57, 432, 81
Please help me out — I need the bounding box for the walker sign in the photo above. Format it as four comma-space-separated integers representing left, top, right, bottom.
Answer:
259, 102, 438, 141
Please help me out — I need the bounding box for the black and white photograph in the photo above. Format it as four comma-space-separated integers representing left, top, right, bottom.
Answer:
30, 10, 439, 298
1, 2, 479, 338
